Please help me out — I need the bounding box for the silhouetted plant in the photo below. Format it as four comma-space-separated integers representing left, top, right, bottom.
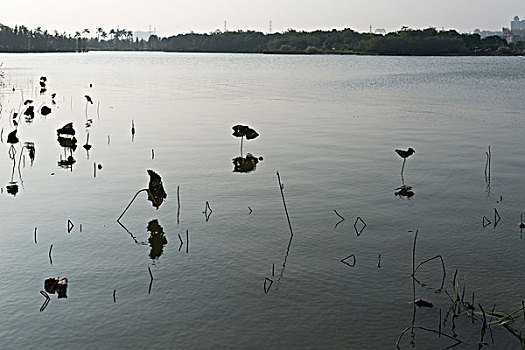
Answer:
232, 124, 259, 155
117, 170, 167, 223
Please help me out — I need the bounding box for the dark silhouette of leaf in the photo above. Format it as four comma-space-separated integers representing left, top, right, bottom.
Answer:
57, 122, 75, 136
7, 130, 18, 144
147, 170, 167, 209
44, 278, 68, 298
23, 105, 34, 118
232, 124, 259, 140
41, 106, 51, 116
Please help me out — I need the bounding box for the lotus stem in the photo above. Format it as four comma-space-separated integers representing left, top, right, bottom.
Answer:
240, 136, 244, 156
176, 185, 181, 224
277, 171, 293, 237
117, 188, 148, 222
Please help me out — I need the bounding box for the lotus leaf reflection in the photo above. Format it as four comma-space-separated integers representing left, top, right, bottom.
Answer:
233, 153, 263, 173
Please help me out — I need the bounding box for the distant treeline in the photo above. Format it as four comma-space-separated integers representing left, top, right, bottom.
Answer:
1, 24, 524, 55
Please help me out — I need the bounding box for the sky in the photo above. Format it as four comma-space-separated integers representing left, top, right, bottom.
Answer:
2, 0, 524, 37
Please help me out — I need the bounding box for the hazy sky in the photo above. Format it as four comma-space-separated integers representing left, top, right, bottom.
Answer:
2, 0, 524, 36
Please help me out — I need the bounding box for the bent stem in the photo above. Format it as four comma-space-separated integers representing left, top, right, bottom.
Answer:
117, 188, 148, 222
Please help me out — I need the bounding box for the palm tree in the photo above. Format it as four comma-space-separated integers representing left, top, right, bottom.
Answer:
96, 27, 103, 41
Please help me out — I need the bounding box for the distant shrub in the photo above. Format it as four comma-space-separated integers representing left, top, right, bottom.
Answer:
305, 46, 321, 54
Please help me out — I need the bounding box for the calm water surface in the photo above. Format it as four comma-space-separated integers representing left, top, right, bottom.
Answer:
0, 52, 524, 349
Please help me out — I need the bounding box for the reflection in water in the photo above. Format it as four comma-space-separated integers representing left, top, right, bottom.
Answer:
117, 218, 168, 260
395, 172, 415, 199
117, 169, 168, 243
395, 185, 415, 199
147, 220, 168, 260
232, 153, 263, 173
83, 133, 92, 159
6, 182, 18, 196
24, 142, 35, 166
5, 139, 26, 196
56, 123, 77, 171
23, 105, 35, 122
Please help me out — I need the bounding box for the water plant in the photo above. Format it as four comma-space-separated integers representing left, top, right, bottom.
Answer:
395, 147, 415, 175
117, 169, 167, 223
232, 124, 259, 156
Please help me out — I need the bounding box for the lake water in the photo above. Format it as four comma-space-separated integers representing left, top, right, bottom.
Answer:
0, 52, 524, 349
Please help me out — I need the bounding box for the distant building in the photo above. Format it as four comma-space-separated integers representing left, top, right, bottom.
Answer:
133, 26, 156, 41
473, 29, 503, 39
502, 16, 525, 43
374, 28, 386, 35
